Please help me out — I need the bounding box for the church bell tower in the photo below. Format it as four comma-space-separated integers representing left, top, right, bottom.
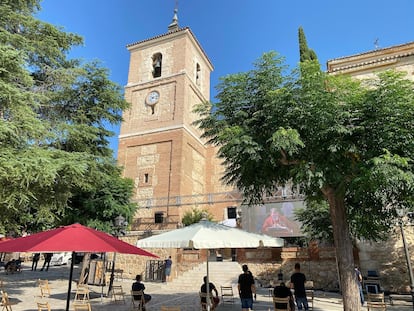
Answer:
118, 8, 235, 229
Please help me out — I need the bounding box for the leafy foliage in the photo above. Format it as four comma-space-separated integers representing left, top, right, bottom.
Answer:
196, 54, 414, 240
295, 200, 333, 243
181, 208, 214, 226
298, 26, 318, 62
0, 0, 134, 234
195, 51, 414, 310
62, 166, 137, 233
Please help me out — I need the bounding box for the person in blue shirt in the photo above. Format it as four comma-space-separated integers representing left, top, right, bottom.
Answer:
355, 266, 364, 306
164, 256, 172, 282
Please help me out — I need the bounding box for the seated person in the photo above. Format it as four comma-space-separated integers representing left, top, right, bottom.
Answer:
132, 274, 151, 306
4, 259, 18, 273
274, 281, 295, 310
200, 276, 220, 308
15, 258, 22, 271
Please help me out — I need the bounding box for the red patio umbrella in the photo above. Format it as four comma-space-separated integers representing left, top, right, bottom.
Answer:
0, 223, 158, 311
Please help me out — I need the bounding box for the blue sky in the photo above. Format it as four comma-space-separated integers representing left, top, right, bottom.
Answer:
37, 0, 414, 157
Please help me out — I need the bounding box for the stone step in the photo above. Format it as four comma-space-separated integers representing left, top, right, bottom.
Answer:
167, 261, 242, 290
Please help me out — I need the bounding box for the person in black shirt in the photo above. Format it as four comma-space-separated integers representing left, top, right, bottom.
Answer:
237, 264, 256, 311
290, 263, 309, 310
200, 276, 220, 308
274, 281, 295, 310
132, 274, 151, 302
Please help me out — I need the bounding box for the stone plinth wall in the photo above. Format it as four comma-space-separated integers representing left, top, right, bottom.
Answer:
357, 226, 414, 293
115, 234, 202, 282
238, 246, 338, 290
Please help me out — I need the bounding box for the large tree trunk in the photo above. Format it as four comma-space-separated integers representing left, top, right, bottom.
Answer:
325, 188, 361, 311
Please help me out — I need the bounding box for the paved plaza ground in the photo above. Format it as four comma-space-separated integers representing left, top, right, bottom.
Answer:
1, 263, 414, 310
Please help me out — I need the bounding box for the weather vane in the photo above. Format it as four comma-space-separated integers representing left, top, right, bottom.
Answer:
168, 0, 179, 32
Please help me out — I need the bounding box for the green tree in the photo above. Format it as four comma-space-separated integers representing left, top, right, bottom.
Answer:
0, 0, 132, 234
182, 208, 214, 226
195, 52, 414, 311
298, 26, 318, 62
61, 167, 136, 233
295, 200, 333, 244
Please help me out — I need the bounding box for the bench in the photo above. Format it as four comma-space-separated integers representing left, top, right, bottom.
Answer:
389, 294, 413, 305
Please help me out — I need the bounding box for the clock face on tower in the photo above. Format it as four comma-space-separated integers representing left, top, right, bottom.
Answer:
146, 90, 160, 106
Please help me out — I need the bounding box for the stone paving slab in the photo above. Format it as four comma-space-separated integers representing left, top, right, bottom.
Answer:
1, 263, 414, 310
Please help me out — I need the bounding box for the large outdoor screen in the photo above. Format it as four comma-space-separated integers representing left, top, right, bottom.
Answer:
241, 200, 305, 237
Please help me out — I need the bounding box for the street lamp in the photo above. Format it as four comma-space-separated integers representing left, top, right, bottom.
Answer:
107, 215, 128, 296
396, 207, 414, 311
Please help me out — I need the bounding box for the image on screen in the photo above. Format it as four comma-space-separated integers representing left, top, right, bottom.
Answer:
241, 201, 305, 237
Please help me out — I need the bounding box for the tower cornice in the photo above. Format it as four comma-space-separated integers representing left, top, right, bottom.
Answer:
127, 27, 213, 71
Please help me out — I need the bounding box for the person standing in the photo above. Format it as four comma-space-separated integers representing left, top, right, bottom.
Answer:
31, 253, 40, 271
164, 256, 172, 282
355, 266, 364, 306
290, 263, 309, 311
237, 264, 256, 311
40, 253, 53, 271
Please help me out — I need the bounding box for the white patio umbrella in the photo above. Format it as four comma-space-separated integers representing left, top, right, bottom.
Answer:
137, 217, 284, 310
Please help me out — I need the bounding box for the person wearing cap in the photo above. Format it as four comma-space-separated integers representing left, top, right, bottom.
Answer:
237, 264, 256, 311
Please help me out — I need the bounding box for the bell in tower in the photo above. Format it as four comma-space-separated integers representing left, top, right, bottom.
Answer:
152, 53, 162, 78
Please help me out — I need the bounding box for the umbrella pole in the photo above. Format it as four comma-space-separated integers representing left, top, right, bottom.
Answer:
101, 252, 106, 303
66, 251, 75, 311
207, 250, 210, 311
107, 252, 117, 297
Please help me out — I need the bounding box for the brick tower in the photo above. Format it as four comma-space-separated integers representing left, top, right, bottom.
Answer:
118, 9, 239, 231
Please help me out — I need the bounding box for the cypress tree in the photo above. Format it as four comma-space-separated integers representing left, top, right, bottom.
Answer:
298, 26, 318, 62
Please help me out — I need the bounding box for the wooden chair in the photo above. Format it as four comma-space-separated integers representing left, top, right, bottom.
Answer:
114, 269, 124, 281
220, 285, 234, 304
38, 279, 51, 298
367, 292, 387, 311
74, 284, 90, 302
1, 291, 13, 311
110, 285, 125, 303
199, 292, 216, 311
72, 302, 91, 311
273, 296, 291, 311
131, 290, 145, 311
305, 280, 314, 309
160, 307, 181, 311
36, 301, 51, 311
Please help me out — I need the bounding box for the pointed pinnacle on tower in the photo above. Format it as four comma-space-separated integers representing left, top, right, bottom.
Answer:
168, 3, 179, 32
